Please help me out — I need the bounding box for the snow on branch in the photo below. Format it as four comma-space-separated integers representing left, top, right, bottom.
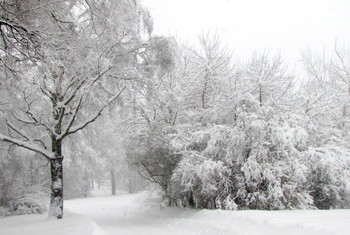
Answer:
59, 86, 126, 139
6, 119, 48, 149
62, 78, 87, 106
0, 133, 54, 160
61, 67, 111, 107
6, 119, 30, 141
58, 94, 84, 138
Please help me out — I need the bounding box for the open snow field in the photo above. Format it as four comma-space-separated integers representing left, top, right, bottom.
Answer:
1, 190, 350, 235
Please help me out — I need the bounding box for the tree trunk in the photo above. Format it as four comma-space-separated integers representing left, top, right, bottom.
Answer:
48, 156, 64, 219
111, 168, 116, 195
259, 84, 263, 106
49, 135, 64, 219
83, 170, 89, 198
29, 159, 35, 186
201, 80, 208, 109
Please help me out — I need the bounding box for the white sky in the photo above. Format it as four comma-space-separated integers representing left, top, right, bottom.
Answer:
142, 0, 350, 70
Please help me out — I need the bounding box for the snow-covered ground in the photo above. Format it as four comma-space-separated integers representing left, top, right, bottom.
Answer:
0, 210, 106, 235
1, 190, 350, 235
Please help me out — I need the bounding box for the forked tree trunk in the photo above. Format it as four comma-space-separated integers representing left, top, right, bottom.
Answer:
49, 156, 64, 219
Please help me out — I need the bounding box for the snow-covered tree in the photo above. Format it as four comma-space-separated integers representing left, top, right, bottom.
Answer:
181, 32, 234, 110
300, 46, 350, 140
0, 0, 151, 219
244, 51, 295, 108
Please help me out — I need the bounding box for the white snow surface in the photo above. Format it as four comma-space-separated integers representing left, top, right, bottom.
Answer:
1, 190, 350, 235
0, 210, 107, 235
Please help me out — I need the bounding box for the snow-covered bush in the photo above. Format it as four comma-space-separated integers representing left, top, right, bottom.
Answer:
168, 124, 233, 208
170, 153, 232, 209
237, 117, 313, 209
3, 181, 49, 216
168, 96, 315, 210
303, 146, 350, 209
0, 151, 49, 217
126, 126, 181, 192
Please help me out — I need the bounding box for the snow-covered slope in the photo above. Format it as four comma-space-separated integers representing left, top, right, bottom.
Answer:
1, 191, 349, 235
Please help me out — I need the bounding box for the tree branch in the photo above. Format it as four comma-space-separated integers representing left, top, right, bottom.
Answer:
58, 94, 84, 139
0, 133, 53, 160
6, 119, 48, 149
60, 86, 126, 139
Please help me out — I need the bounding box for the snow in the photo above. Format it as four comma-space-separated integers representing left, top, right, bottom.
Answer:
1, 190, 350, 235
65, 190, 350, 235
0, 211, 108, 235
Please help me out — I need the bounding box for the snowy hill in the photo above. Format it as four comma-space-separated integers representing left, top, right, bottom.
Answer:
1, 191, 350, 235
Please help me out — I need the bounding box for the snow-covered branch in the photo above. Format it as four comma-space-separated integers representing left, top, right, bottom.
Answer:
5, 119, 31, 141
58, 94, 84, 139
61, 67, 111, 107
62, 78, 87, 106
0, 133, 54, 160
59, 86, 126, 139
6, 119, 48, 149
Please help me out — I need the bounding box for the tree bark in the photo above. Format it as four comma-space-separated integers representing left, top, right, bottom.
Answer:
111, 168, 116, 195
48, 156, 64, 219
49, 135, 64, 219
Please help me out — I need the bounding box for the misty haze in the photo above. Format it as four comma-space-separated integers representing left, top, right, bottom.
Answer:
0, 0, 350, 235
